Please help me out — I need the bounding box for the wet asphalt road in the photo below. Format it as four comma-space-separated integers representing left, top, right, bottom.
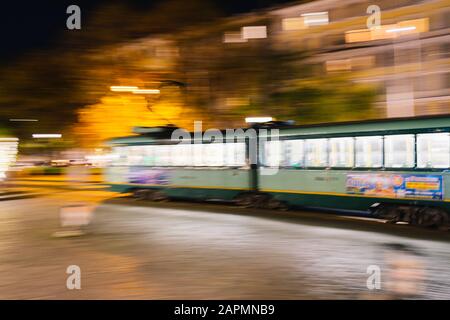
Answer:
0, 188, 449, 299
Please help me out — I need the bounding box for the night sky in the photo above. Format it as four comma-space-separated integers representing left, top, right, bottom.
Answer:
0, 0, 298, 138
0, 0, 294, 62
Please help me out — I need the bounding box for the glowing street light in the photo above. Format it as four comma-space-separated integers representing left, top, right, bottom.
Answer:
9, 119, 39, 122
110, 86, 139, 92
132, 89, 160, 95
110, 86, 160, 95
245, 116, 273, 124
32, 134, 62, 139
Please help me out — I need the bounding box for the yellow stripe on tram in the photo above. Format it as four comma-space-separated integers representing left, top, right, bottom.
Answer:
260, 188, 449, 202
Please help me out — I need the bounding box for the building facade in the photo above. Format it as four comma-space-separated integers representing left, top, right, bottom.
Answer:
107, 0, 449, 124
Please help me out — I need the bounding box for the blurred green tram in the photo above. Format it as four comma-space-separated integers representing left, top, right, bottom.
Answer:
105, 115, 450, 227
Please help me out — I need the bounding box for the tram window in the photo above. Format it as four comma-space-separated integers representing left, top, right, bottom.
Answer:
384, 134, 415, 168
128, 146, 145, 166
149, 145, 158, 166
284, 139, 304, 167
264, 140, 283, 167
305, 139, 328, 167
142, 145, 155, 166
154, 145, 171, 166
202, 144, 213, 166
329, 138, 354, 167
225, 142, 246, 167
417, 133, 450, 168
172, 143, 192, 166
203, 143, 225, 166
192, 144, 206, 166
112, 147, 129, 166
355, 136, 383, 168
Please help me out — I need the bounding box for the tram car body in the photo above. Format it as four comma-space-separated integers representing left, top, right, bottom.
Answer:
105, 116, 450, 226
106, 126, 252, 202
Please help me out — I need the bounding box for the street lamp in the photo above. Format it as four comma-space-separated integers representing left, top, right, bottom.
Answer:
245, 116, 273, 124
9, 119, 39, 122
132, 89, 160, 95
32, 134, 62, 139
110, 86, 138, 92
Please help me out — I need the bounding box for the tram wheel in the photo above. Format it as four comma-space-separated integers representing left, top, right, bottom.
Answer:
233, 193, 255, 208
408, 207, 448, 228
148, 190, 169, 202
371, 203, 399, 222
420, 207, 448, 228
265, 198, 290, 211
133, 189, 148, 200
